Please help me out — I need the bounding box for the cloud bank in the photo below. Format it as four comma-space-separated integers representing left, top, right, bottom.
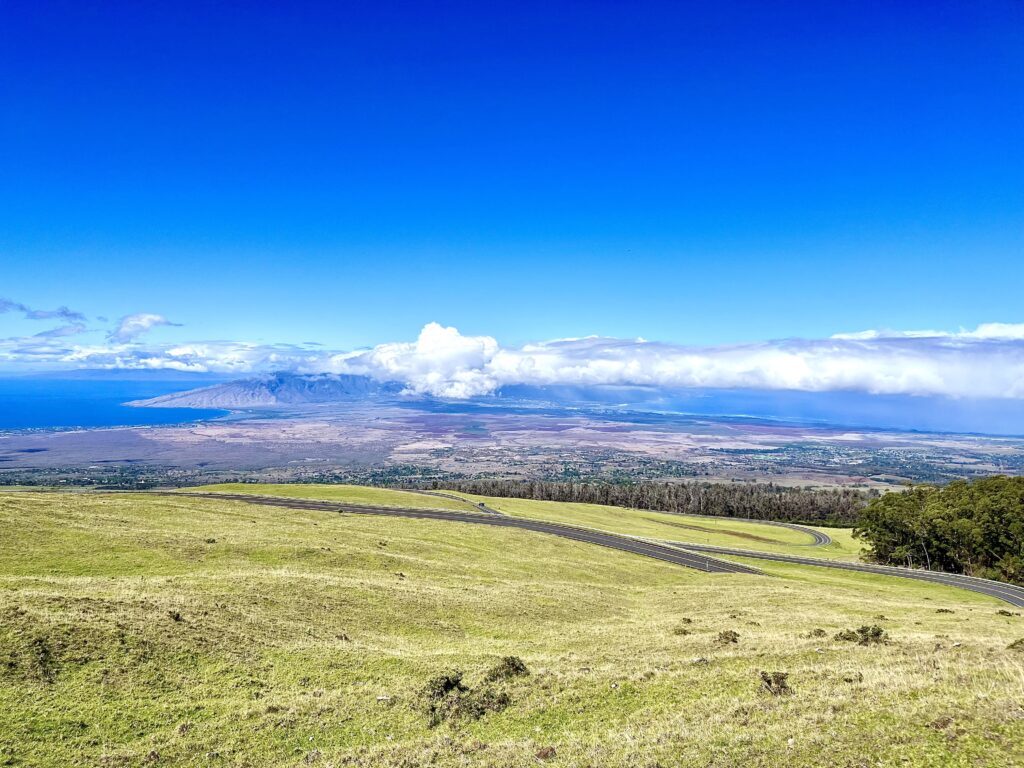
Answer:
3, 308, 1024, 401
323, 322, 1024, 400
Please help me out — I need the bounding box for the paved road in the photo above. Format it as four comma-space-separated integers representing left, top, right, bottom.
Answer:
159, 492, 1024, 606
165, 492, 760, 575
747, 519, 832, 546
663, 513, 832, 546
663, 541, 1024, 607
402, 489, 506, 515
416, 492, 833, 545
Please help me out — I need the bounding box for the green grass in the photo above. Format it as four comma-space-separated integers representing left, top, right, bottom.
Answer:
445, 491, 865, 559
1, 491, 1022, 767
192, 483, 865, 559
186, 483, 476, 512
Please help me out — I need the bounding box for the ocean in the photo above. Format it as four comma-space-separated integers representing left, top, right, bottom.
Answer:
0, 378, 228, 431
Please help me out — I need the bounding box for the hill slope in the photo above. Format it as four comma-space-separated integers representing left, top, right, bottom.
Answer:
129, 373, 399, 408
1, 491, 1022, 767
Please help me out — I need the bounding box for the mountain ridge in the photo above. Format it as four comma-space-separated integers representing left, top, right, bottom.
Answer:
128, 373, 400, 408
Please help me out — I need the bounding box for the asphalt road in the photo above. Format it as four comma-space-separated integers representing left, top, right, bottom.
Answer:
403, 489, 506, 515
665, 541, 1024, 607
162, 492, 1024, 606
411, 490, 832, 545
166, 492, 760, 575
750, 519, 832, 546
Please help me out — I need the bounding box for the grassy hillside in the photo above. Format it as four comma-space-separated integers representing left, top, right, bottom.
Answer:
1, 491, 1023, 767
185, 483, 475, 512
193, 483, 862, 559
448, 492, 864, 559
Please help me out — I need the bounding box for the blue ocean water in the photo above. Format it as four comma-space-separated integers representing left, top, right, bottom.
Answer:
0, 378, 228, 431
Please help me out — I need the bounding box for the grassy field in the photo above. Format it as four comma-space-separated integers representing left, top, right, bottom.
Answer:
185, 483, 475, 512
192, 483, 862, 559
449, 493, 865, 559
2, 491, 1023, 767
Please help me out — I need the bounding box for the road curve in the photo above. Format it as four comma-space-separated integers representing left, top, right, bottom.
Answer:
660, 512, 832, 546
418, 491, 832, 546
155, 492, 1024, 606
164, 492, 759, 575
665, 541, 1024, 607
402, 489, 506, 515
749, 519, 832, 546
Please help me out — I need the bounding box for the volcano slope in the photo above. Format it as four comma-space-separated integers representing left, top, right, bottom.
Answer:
1, 489, 1023, 768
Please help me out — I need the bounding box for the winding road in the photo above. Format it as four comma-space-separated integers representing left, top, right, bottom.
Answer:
165, 492, 759, 574
162, 491, 1024, 606
661, 541, 1024, 607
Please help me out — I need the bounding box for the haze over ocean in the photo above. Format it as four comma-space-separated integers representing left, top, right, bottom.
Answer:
0, 379, 227, 431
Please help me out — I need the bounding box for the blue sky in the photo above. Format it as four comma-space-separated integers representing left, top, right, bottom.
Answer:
1, 1, 1023, 392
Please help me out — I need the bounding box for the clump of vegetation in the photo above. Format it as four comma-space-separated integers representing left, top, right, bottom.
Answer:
717, 630, 740, 644
834, 625, 888, 645
1008, 639, 1024, 653
806, 628, 827, 638
484, 656, 530, 682
759, 671, 792, 696
30, 635, 57, 683
855, 476, 1024, 585
418, 670, 511, 727
996, 609, 1020, 617
936, 608, 954, 614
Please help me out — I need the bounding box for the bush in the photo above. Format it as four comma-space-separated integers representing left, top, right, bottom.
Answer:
835, 625, 888, 645
759, 671, 792, 696
418, 670, 511, 727
717, 630, 740, 644
484, 656, 530, 682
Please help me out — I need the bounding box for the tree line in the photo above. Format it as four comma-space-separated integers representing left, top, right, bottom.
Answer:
423, 478, 870, 526
854, 475, 1024, 585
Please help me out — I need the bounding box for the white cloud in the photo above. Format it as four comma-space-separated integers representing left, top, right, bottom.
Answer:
321, 322, 1024, 400
323, 322, 500, 397
0, 297, 86, 323
108, 313, 180, 342
3, 318, 1024, 400
832, 323, 1024, 341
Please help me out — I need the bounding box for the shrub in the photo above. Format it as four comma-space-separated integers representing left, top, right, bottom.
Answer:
418, 670, 511, 727
835, 625, 888, 645
759, 671, 792, 696
484, 656, 529, 682
717, 630, 740, 644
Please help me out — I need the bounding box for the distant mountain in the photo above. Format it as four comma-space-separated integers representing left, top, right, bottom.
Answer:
129, 373, 400, 408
